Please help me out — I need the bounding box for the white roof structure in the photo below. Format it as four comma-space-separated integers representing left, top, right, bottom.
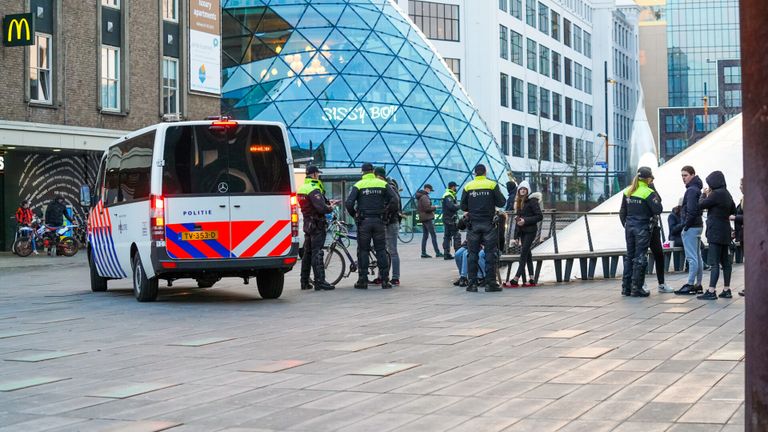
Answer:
535, 114, 743, 254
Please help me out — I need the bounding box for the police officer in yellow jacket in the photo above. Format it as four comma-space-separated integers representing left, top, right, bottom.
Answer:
297, 166, 334, 291
345, 163, 397, 289
460, 164, 506, 292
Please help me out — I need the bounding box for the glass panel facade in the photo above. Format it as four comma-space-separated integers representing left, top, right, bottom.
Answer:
511, 30, 523, 65
512, 124, 523, 157
511, 77, 524, 111
527, 83, 538, 115
500, 25, 509, 60
539, 46, 550, 77
551, 10, 560, 41
222, 0, 509, 199
526, 0, 536, 27
538, 2, 549, 34
511, 0, 522, 20
501, 121, 510, 155
527, 38, 537, 72
527, 127, 538, 159
409, 1, 460, 41
500, 73, 509, 107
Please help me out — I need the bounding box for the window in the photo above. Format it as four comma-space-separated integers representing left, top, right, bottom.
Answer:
510, 30, 523, 65
584, 68, 592, 94
540, 87, 550, 119
563, 18, 572, 47
29, 33, 53, 104
724, 66, 741, 84
564, 57, 572, 86
501, 121, 510, 155
552, 92, 561, 122
585, 141, 594, 166
510, 0, 522, 19
528, 128, 538, 159
665, 114, 687, 133
665, 139, 687, 157
566, 136, 574, 164
162, 57, 179, 115
527, 38, 537, 71
565, 97, 573, 125
724, 90, 742, 108
539, 46, 550, 77
445, 57, 461, 81
500, 25, 509, 59
585, 104, 593, 130
163, 0, 177, 21
551, 10, 560, 40
538, 2, 549, 34
574, 63, 583, 91
101, 46, 121, 111
583, 31, 592, 58
102, 0, 119, 8
526, 0, 536, 27
104, 132, 156, 205
528, 83, 538, 115
499, 0, 507, 12
511, 77, 524, 111
695, 114, 719, 132
512, 124, 523, 157
540, 131, 550, 161
573, 25, 583, 53
551, 51, 560, 81
553, 134, 562, 162
576, 139, 584, 165
500, 73, 509, 107
408, 1, 460, 41
575, 101, 584, 128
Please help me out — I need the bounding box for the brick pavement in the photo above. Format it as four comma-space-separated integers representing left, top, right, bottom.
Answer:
0, 243, 745, 431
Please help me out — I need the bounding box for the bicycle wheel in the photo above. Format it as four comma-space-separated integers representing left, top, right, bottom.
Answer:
59, 238, 78, 257
398, 226, 414, 243
322, 247, 346, 286
14, 238, 33, 257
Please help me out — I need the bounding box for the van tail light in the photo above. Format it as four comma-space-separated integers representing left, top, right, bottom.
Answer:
150, 194, 165, 241
290, 193, 299, 237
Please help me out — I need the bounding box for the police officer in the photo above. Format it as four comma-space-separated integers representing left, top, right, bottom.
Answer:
441, 181, 461, 260
297, 166, 335, 291
345, 163, 397, 289
460, 164, 506, 292
619, 166, 663, 297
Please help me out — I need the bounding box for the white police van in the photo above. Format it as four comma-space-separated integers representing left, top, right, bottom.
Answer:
87, 119, 300, 302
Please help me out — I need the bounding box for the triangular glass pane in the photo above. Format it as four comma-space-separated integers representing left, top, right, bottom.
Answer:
362, 79, 399, 105
272, 77, 314, 101
349, 75, 379, 100
234, 84, 272, 107
457, 126, 481, 151
291, 102, 334, 129
278, 32, 314, 56
260, 78, 284, 101
361, 52, 395, 75
379, 108, 417, 134
361, 102, 400, 129
320, 75, 357, 101
387, 165, 410, 199
397, 42, 424, 63
341, 52, 377, 76
261, 57, 292, 82
425, 88, 450, 112
378, 33, 406, 57
402, 85, 435, 110
355, 133, 395, 164
437, 143, 470, 172
421, 136, 455, 166
398, 138, 435, 165
323, 50, 356, 69
339, 28, 371, 49
290, 127, 333, 150
440, 113, 466, 140
458, 144, 484, 170
244, 102, 269, 118
301, 74, 335, 98
350, 4, 383, 29
268, 5, 306, 27
311, 3, 346, 26
401, 58, 428, 81
302, 51, 338, 76
296, 7, 333, 28
222, 65, 257, 93
402, 106, 437, 133
380, 132, 417, 161
422, 114, 453, 143
382, 78, 416, 104
336, 130, 376, 160
420, 68, 447, 92
222, 11, 251, 37
439, 168, 471, 191
422, 169, 446, 192
225, 6, 266, 33
274, 99, 314, 123
412, 41, 436, 64
252, 101, 284, 123
395, 165, 424, 204
336, 6, 369, 30
388, 15, 414, 39
383, 58, 415, 82
322, 29, 356, 50
323, 131, 354, 164
440, 97, 465, 121
456, 99, 477, 122
374, 14, 401, 37
338, 103, 376, 131
299, 27, 334, 50
361, 31, 393, 55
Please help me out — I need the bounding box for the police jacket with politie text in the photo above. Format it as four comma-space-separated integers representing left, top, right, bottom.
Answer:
460, 176, 506, 223
345, 173, 397, 220
442, 189, 460, 224
619, 181, 663, 228
297, 178, 333, 230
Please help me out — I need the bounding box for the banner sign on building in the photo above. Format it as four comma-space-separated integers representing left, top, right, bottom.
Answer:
3, 13, 34, 47
189, 0, 221, 94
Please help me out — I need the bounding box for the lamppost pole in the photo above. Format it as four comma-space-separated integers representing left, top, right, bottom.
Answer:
603, 61, 610, 197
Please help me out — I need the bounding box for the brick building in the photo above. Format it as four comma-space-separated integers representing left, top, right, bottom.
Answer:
0, 0, 221, 249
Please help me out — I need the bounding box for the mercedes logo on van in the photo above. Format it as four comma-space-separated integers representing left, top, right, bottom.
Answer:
217, 182, 229, 193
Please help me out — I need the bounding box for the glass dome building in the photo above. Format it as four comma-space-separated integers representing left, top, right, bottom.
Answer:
221, 0, 510, 198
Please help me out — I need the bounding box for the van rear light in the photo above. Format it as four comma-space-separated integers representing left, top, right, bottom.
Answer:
290, 193, 299, 237
150, 194, 165, 241
283, 257, 297, 265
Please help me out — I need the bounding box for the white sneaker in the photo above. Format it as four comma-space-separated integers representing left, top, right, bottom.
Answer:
33, 250, 40, 255
658, 284, 674, 293
642, 283, 650, 295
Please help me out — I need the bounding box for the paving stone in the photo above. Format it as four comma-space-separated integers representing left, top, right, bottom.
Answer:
528, 398, 599, 420
580, 400, 645, 422
541, 329, 588, 339
3, 350, 85, 362
104, 421, 182, 432
446, 416, 519, 432
561, 346, 615, 359
351, 363, 420, 377
238, 360, 311, 373
677, 401, 742, 424
520, 383, 580, 399
391, 395, 464, 415
612, 422, 673, 432
502, 418, 568, 431
335, 412, 421, 432
0, 330, 41, 339
88, 382, 178, 399
0, 376, 70, 391
654, 384, 711, 403
628, 401, 692, 422
448, 328, 499, 337
555, 420, 618, 432
484, 398, 553, 418
168, 337, 235, 347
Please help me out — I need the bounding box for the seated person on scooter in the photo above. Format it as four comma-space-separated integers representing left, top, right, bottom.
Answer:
453, 241, 486, 287
44, 196, 74, 255
15, 200, 39, 255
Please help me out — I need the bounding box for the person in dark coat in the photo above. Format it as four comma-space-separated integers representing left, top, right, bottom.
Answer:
697, 171, 736, 300
730, 179, 744, 296
668, 199, 685, 271
441, 181, 462, 259
44, 196, 73, 227
504, 180, 517, 211
648, 181, 672, 293
416, 185, 442, 258
504, 181, 543, 287
675, 166, 705, 295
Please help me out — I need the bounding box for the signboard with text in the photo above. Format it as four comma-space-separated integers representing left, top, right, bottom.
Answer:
3, 13, 34, 47
189, 0, 221, 94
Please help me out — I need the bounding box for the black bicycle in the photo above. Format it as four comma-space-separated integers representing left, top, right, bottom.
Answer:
314, 216, 388, 286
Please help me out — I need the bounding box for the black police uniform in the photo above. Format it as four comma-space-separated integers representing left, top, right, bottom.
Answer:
460, 175, 506, 291
298, 178, 334, 290
442, 188, 461, 256
619, 179, 663, 296
345, 172, 397, 289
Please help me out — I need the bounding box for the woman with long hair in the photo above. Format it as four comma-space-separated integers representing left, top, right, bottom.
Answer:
697, 171, 736, 300
619, 167, 663, 297
504, 181, 542, 287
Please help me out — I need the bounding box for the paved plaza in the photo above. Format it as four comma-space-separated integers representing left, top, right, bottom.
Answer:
0, 244, 745, 432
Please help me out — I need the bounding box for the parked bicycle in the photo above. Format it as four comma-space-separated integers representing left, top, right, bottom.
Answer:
13, 221, 82, 257
398, 223, 414, 243
314, 216, 389, 286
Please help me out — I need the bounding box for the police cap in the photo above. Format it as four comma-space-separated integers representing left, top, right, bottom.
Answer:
361, 162, 374, 172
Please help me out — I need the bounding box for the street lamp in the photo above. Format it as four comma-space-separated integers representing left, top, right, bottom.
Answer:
597, 132, 609, 198
603, 61, 617, 197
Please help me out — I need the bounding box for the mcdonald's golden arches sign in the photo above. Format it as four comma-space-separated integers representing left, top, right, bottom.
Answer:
3, 13, 34, 47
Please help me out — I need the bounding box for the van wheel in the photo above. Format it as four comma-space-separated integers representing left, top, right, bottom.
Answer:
197, 277, 219, 288
256, 270, 284, 299
89, 252, 108, 292
132, 253, 158, 302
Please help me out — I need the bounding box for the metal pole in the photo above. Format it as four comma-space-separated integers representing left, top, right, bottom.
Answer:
604, 61, 610, 197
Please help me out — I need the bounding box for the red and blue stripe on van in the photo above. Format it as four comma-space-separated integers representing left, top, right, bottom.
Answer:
88, 201, 128, 278
165, 220, 292, 259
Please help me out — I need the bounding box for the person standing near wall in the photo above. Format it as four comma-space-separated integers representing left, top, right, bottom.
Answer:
675, 166, 705, 295
697, 171, 736, 300
441, 181, 461, 260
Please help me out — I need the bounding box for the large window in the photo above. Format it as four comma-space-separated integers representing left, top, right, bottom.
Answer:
584, 68, 592, 94
526, 0, 536, 27
101, 45, 121, 111
584, 31, 592, 58
585, 104, 593, 130
511, 0, 522, 19
565, 97, 573, 125
162, 57, 179, 115
511, 30, 523, 65
695, 114, 719, 132
540, 131, 550, 161
512, 77, 524, 111
408, 1, 460, 41
538, 2, 549, 34
501, 121, 510, 155
665, 114, 687, 133
163, 0, 177, 21
575, 101, 584, 128
574, 63, 583, 91
526, 38, 537, 71
724, 66, 741, 84
500, 25, 509, 60
566, 136, 574, 164
444, 57, 461, 81
528, 127, 538, 159
563, 18, 572, 47
564, 57, 572, 86
724, 90, 742, 108
552, 92, 562, 122
104, 132, 156, 205
539, 46, 550, 77
499, 0, 507, 12
551, 51, 560, 81
500, 73, 509, 107
512, 124, 523, 157
573, 25, 583, 53
551, 10, 560, 40
527, 83, 538, 115
29, 33, 52, 104
553, 134, 562, 162
540, 87, 550, 119
665, 139, 687, 157
576, 139, 584, 165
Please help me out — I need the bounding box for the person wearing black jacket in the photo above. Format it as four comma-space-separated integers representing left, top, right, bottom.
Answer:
504, 181, 542, 287
647, 182, 672, 293
731, 179, 744, 296
460, 164, 506, 292
44, 196, 73, 227
619, 167, 663, 297
441, 181, 461, 260
297, 166, 335, 291
668, 200, 685, 271
373, 167, 403, 286
675, 166, 705, 295
697, 171, 736, 300
504, 180, 517, 211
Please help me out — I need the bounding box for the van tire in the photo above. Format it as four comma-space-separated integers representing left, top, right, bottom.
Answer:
89, 252, 108, 292
132, 253, 158, 302
257, 270, 284, 299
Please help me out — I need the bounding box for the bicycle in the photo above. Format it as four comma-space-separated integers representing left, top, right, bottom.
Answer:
398, 224, 414, 243
314, 216, 389, 286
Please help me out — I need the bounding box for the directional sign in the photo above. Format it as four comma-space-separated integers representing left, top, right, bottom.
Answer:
595, 161, 607, 168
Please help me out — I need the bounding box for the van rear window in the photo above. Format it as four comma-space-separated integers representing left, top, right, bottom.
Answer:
162, 124, 291, 195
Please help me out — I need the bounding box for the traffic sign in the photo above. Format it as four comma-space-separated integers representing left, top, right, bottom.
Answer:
595, 162, 607, 168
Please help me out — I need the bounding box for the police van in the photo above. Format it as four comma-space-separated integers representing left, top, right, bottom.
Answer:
87, 119, 300, 302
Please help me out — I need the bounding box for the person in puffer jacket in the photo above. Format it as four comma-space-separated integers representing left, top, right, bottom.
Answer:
504, 181, 543, 287
697, 171, 736, 300
675, 165, 705, 295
